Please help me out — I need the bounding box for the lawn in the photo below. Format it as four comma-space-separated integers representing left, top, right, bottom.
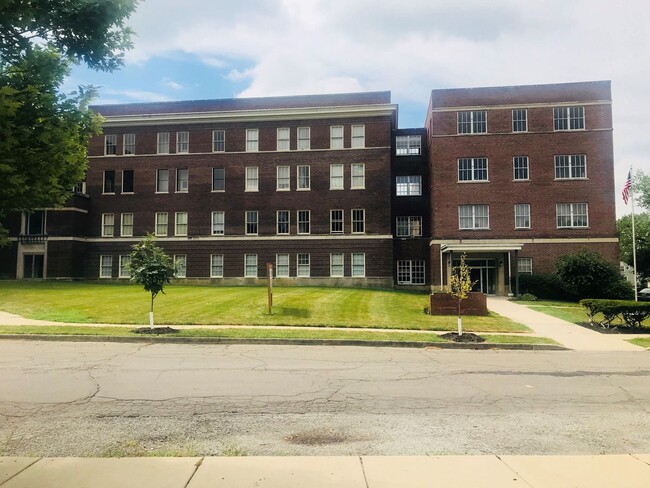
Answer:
0, 281, 528, 332
629, 338, 650, 348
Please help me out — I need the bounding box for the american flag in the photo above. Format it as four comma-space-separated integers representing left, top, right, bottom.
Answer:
622, 169, 632, 205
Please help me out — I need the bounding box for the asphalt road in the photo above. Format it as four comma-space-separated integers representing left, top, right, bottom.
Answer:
1, 340, 649, 456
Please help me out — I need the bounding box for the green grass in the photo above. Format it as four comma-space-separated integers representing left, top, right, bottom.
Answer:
482, 334, 559, 345
518, 299, 650, 328
0, 281, 527, 332
628, 338, 650, 348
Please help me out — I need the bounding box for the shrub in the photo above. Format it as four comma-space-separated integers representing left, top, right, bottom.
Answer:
515, 273, 577, 301
579, 299, 650, 328
556, 250, 630, 300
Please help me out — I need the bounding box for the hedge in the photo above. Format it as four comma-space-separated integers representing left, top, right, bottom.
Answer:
579, 299, 650, 328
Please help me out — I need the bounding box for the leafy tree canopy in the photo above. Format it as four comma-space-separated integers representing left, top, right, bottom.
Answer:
631, 170, 650, 211
556, 249, 632, 300
617, 212, 650, 283
128, 234, 176, 303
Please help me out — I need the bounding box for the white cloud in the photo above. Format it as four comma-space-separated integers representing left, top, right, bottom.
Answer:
161, 78, 184, 91
103, 89, 172, 103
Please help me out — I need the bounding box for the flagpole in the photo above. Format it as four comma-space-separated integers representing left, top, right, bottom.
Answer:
630, 167, 638, 301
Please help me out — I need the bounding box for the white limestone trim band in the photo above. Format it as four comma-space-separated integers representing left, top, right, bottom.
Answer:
430, 99, 611, 112
430, 237, 618, 246
33, 235, 394, 243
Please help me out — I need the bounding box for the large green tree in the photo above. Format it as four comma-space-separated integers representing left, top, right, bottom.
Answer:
617, 212, 650, 284
0, 0, 138, 244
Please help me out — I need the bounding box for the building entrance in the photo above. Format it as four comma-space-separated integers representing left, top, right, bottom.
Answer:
23, 255, 44, 279
453, 258, 497, 295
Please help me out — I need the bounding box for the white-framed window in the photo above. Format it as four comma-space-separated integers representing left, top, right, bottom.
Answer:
103, 170, 116, 194
351, 253, 365, 277
245, 211, 258, 235
395, 135, 421, 155
174, 255, 187, 278
123, 133, 135, 155
297, 210, 310, 234
276, 253, 290, 278
330, 164, 344, 190
176, 131, 189, 153
459, 205, 489, 230
101, 213, 114, 237
518, 257, 533, 274
276, 166, 290, 191
246, 129, 259, 152
210, 254, 224, 278
397, 260, 425, 285
330, 209, 343, 234
351, 163, 365, 189
330, 253, 344, 277
211, 211, 225, 236
512, 109, 528, 132
175, 212, 188, 236
277, 127, 290, 151
297, 127, 310, 150
212, 167, 225, 191
119, 255, 131, 278
156, 169, 169, 193
105, 134, 117, 155
351, 125, 365, 148
122, 169, 134, 193
396, 216, 422, 237
176, 168, 189, 192
330, 126, 343, 149
121, 213, 133, 237
297, 253, 310, 277
458, 158, 488, 182
157, 132, 170, 154
513, 156, 529, 181
554, 106, 584, 131
244, 254, 258, 278
352, 209, 365, 234
514, 204, 531, 229
297, 165, 310, 190
245, 166, 259, 192
396, 175, 422, 196
99, 255, 112, 278
556, 203, 588, 228
457, 110, 487, 134
155, 212, 168, 237
277, 210, 290, 235
555, 155, 586, 179
212, 130, 225, 152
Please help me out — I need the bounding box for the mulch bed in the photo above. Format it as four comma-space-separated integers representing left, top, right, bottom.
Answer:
131, 327, 179, 335
440, 332, 485, 343
575, 322, 650, 335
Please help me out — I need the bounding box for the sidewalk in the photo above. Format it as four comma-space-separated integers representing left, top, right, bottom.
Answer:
2, 455, 649, 487
487, 297, 645, 351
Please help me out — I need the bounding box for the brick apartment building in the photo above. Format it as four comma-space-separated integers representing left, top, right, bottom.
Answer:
0, 81, 618, 295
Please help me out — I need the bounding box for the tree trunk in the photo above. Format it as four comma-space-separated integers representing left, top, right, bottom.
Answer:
457, 298, 462, 336
150, 293, 154, 328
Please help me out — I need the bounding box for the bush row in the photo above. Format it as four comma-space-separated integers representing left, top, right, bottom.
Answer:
579, 299, 650, 328
514, 273, 633, 301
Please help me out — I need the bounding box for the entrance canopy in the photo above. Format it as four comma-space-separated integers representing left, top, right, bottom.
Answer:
439, 242, 524, 253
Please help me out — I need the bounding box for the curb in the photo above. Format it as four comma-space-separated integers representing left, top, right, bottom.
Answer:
0, 334, 569, 350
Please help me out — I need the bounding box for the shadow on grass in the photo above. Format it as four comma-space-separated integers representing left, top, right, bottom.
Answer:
274, 307, 311, 318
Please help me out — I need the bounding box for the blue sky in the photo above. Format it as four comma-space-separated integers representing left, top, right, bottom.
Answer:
64, 0, 650, 215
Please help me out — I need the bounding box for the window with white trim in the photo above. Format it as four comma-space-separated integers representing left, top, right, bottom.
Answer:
212, 168, 225, 191
458, 158, 488, 182
175, 212, 188, 236
121, 213, 133, 236
457, 110, 487, 134
396, 175, 422, 196
330, 209, 343, 233
212, 130, 225, 152
351, 125, 365, 148
395, 135, 421, 155
512, 109, 528, 132
119, 255, 131, 278
514, 204, 531, 229
396, 216, 422, 237
102, 213, 114, 237
211, 211, 224, 235
297, 127, 310, 150
276, 254, 289, 278
103, 170, 115, 194
330, 164, 344, 190
246, 129, 259, 152
100, 255, 112, 278
176, 168, 189, 192
554, 106, 584, 131
155, 212, 168, 236
245, 254, 258, 278
105, 134, 117, 155
330, 126, 343, 149
518, 257, 533, 274
156, 169, 169, 193
276, 166, 290, 191
245, 211, 258, 235
122, 169, 134, 193
123, 133, 135, 155
297, 253, 310, 277
555, 155, 586, 179
245, 166, 259, 192
297, 210, 310, 234
513, 156, 529, 180
458, 205, 489, 230
211, 254, 224, 278
556, 203, 588, 228
277, 128, 290, 151
351, 163, 365, 189
174, 255, 187, 278
297, 165, 310, 190
351, 253, 365, 277
157, 132, 170, 154
352, 209, 365, 234
176, 131, 189, 153
330, 253, 344, 277
397, 260, 425, 285
277, 210, 290, 235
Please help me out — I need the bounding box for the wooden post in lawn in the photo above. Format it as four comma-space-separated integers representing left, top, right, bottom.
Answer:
267, 263, 273, 315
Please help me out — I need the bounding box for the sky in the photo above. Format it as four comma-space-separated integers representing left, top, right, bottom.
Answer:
65, 0, 650, 217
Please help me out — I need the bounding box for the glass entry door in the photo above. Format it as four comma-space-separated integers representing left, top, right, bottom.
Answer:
23, 255, 44, 278
453, 258, 497, 295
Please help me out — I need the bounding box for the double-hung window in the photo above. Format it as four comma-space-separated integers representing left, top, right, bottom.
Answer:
105, 134, 117, 155
297, 253, 310, 277
174, 255, 187, 278
297, 165, 310, 190
211, 255, 224, 278
119, 255, 131, 278
330, 164, 344, 190
458, 158, 488, 182
121, 213, 133, 236
176, 131, 189, 153
395, 135, 421, 155
277, 210, 290, 235
297, 210, 310, 234
103, 170, 116, 194
245, 211, 258, 235
513, 156, 529, 180
211, 211, 225, 235
157, 132, 170, 153
457, 110, 487, 134
297, 127, 310, 150
330, 210, 343, 233
554, 106, 584, 131
176, 169, 189, 192
123, 134, 135, 155
512, 109, 528, 132
514, 204, 531, 229
330, 126, 343, 149
276, 166, 290, 191
100, 255, 112, 278
351, 163, 365, 189
276, 254, 290, 278
397, 260, 425, 285
556, 203, 588, 228
246, 129, 259, 152
156, 169, 169, 193
277, 128, 290, 151
330, 253, 344, 277
155, 212, 168, 236
122, 170, 134, 193
396, 176, 421, 196
245, 166, 259, 191
396, 216, 422, 237
351, 209, 365, 234
458, 205, 489, 230
212, 168, 225, 191
175, 212, 188, 236
518, 258, 533, 274
212, 130, 225, 152
245, 254, 258, 278
102, 213, 114, 237
351, 125, 365, 148
351, 253, 365, 277
555, 155, 586, 179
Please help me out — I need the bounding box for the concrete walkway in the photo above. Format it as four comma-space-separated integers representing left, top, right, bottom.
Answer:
1, 455, 649, 487
488, 297, 645, 351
